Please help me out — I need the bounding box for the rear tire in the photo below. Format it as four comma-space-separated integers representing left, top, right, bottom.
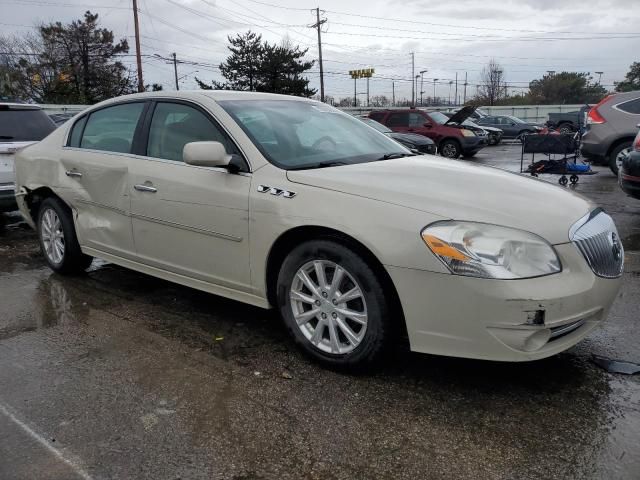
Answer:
37, 197, 93, 274
609, 141, 632, 175
276, 239, 391, 370
439, 139, 461, 159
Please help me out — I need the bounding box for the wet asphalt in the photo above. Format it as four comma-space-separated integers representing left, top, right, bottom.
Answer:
0, 143, 639, 480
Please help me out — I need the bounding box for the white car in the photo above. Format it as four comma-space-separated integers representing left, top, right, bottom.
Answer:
1, 103, 56, 211
14, 91, 624, 368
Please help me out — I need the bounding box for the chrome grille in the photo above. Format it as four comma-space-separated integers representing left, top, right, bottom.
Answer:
570, 209, 624, 278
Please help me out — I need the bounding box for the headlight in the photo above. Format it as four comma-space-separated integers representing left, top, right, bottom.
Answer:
421, 221, 561, 279
461, 129, 475, 137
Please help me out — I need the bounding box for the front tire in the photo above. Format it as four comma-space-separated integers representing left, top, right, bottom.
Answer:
439, 139, 461, 159
37, 197, 93, 274
277, 240, 391, 369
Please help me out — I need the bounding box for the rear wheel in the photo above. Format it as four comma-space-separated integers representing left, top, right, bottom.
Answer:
37, 197, 93, 274
439, 139, 461, 159
517, 130, 533, 143
609, 141, 632, 175
277, 240, 391, 369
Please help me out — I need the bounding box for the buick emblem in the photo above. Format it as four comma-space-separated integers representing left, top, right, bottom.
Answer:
610, 232, 622, 262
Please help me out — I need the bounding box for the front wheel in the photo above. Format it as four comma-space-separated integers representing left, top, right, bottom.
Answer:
277, 240, 391, 369
37, 197, 93, 274
439, 140, 461, 159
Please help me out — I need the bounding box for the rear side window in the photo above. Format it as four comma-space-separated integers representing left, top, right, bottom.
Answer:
387, 112, 409, 127
80, 102, 144, 153
146, 102, 240, 162
0, 108, 55, 142
68, 116, 87, 147
369, 112, 385, 122
617, 98, 640, 114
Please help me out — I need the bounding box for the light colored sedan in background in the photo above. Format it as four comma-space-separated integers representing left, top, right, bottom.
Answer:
14, 91, 623, 368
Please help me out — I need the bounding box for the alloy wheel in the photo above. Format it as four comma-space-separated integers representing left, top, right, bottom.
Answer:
441, 143, 458, 158
289, 260, 368, 355
41, 208, 65, 264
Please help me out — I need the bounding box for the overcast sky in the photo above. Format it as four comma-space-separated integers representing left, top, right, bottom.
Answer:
2, 0, 639, 101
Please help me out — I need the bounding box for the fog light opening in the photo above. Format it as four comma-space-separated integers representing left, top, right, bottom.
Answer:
524, 329, 551, 352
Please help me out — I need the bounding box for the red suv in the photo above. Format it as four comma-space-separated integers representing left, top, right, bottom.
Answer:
369, 106, 486, 158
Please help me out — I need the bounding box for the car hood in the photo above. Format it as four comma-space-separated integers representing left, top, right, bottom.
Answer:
445, 106, 477, 125
387, 132, 434, 145
286, 157, 593, 244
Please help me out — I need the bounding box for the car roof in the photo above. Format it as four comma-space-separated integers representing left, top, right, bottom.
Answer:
0, 102, 43, 110
95, 90, 317, 105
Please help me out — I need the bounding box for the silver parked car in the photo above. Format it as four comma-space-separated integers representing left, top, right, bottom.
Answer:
14, 91, 623, 369
581, 90, 640, 174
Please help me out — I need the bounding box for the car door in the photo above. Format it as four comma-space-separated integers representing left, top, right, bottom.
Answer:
497, 117, 518, 137
129, 100, 252, 292
60, 101, 146, 260
410, 112, 439, 142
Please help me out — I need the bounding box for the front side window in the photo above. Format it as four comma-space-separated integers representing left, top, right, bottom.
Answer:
219, 100, 410, 170
409, 112, 425, 127
80, 102, 144, 153
617, 98, 640, 114
146, 102, 240, 162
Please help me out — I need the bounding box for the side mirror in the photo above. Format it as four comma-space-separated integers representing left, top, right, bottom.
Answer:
183, 141, 231, 168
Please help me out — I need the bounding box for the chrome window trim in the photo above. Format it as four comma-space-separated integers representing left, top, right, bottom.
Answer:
612, 98, 640, 115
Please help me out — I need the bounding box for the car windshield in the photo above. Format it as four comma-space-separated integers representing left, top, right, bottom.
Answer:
428, 111, 450, 125
0, 108, 56, 141
219, 100, 409, 169
360, 118, 392, 134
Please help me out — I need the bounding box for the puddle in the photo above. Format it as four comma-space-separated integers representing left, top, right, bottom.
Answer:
592, 355, 640, 375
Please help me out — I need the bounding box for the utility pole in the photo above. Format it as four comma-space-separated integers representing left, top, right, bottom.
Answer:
454, 72, 458, 106
448, 81, 453, 105
132, 0, 144, 92
172, 52, 179, 91
411, 53, 416, 106
463, 72, 468, 104
311, 8, 327, 102
366, 77, 370, 107
392, 81, 395, 106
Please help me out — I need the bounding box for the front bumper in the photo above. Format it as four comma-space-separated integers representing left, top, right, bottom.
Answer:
460, 136, 486, 153
0, 183, 17, 212
386, 243, 622, 361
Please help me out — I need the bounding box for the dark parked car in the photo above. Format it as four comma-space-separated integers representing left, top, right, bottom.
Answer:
442, 112, 503, 145
360, 117, 436, 155
547, 107, 591, 134
581, 91, 640, 174
476, 115, 543, 141
619, 128, 640, 199
369, 106, 486, 158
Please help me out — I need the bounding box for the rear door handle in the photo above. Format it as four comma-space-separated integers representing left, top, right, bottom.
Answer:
65, 170, 82, 178
134, 184, 157, 193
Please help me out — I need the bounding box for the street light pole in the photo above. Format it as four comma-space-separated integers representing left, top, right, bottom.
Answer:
411, 52, 415, 106
172, 52, 179, 91
595, 71, 604, 84
448, 80, 453, 105
433, 79, 438, 105
419, 70, 427, 106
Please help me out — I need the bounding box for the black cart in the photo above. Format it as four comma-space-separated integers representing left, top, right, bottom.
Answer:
520, 134, 596, 186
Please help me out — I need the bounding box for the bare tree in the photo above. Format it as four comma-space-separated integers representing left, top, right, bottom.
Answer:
477, 59, 506, 106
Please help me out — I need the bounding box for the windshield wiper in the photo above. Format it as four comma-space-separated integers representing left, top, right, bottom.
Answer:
289, 160, 348, 171
378, 152, 415, 160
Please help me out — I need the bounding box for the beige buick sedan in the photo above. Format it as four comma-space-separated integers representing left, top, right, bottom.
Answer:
15, 91, 623, 368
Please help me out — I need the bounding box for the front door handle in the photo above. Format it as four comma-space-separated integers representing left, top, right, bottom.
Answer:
65, 170, 82, 178
134, 184, 157, 193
